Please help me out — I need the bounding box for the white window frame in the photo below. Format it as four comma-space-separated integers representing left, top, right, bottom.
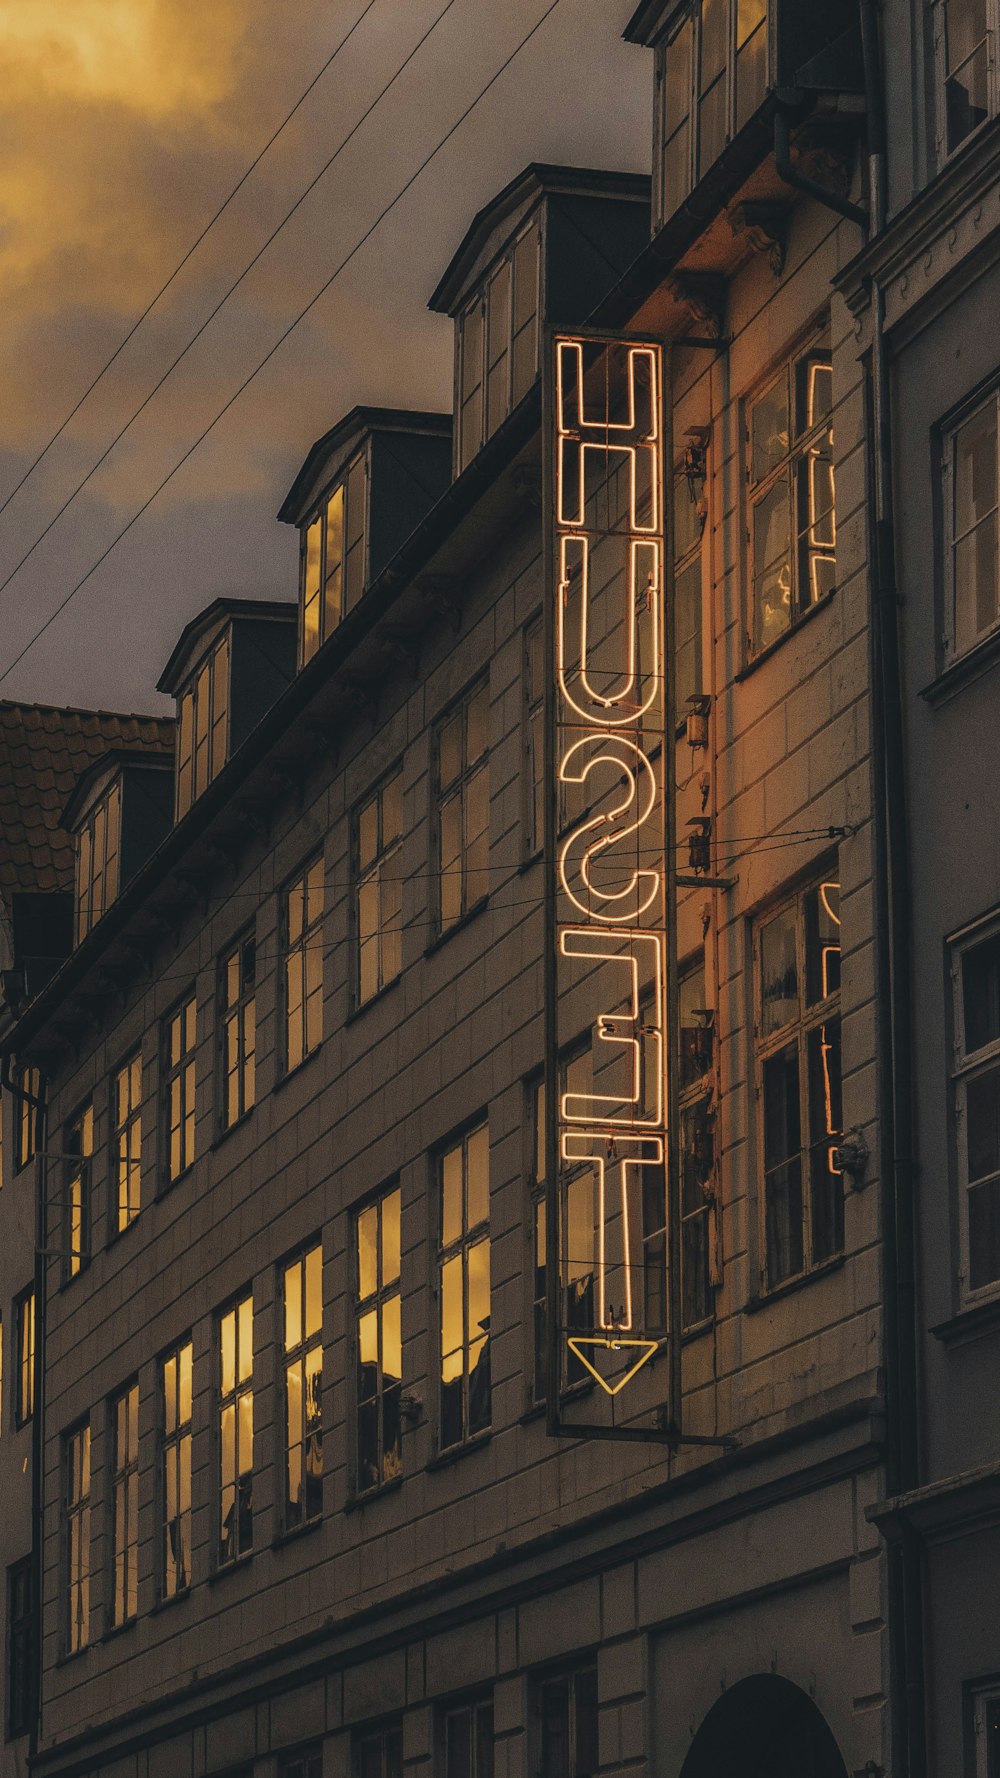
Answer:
952, 908, 1000, 1305
176, 632, 230, 819
942, 384, 1000, 668
932, 0, 1000, 167
654, 0, 771, 230
299, 446, 369, 665
76, 778, 121, 941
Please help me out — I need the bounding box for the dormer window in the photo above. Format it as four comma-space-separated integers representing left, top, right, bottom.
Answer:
77, 780, 121, 942
456, 221, 540, 474
655, 0, 768, 227
176, 632, 230, 818
300, 448, 367, 665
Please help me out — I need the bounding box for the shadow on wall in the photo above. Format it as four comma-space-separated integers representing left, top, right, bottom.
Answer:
678, 1674, 849, 1778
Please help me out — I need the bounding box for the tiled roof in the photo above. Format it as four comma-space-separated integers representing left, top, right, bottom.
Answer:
0, 700, 174, 896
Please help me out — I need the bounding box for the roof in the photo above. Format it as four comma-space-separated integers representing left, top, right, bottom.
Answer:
277, 408, 452, 528
0, 701, 174, 897
427, 162, 651, 316
61, 747, 175, 834
157, 596, 297, 696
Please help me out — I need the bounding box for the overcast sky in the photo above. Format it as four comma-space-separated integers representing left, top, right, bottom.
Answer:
0, 0, 651, 714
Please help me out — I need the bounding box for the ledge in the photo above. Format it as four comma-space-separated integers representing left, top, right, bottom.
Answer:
271, 1043, 323, 1097
920, 626, 1000, 707
344, 973, 401, 1028
271, 1514, 324, 1549
425, 1429, 491, 1471
734, 589, 836, 683
423, 896, 489, 959
744, 1252, 845, 1314
930, 1292, 1000, 1347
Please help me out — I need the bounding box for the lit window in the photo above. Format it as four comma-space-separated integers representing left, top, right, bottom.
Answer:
935, 0, 995, 158
76, 779, 121, 941
355, 769, 403, 1005
282, 1245, 323, 1528
113, 1052, 142, 1233
283, 856, 324, 1071
436, 680, 489, 934
163, 994, 197, 1184
64, 1423, 91, 1654
438, 1123, 491, 1451
678, 958, 716, 1329
110, 1381, 139, 1628
7, 1557, 33, 1739
65, 1103, 93, 1281
219, 933, 256, 1130
456, 221, 540, 472
747, 328, 836, 655
952, 915, 1000, 1297
524, 617, 545, 857
537, 1666, 598, 1778
755, 874, 843, 1288
176, 633, 230, 818
300, 450, 367, 664
944, 390, 1000, 662
529, 1053, 599, 1401
354, 1723, 403, 1778
355, 1186, 402, 1493
13, 1067, 42, 1173
14, 1289, 34, 1427
443, 1697, 494, 1778
655, 0, 768, 228
160, 1340, 192, 1599
218, 1293, 253, 1565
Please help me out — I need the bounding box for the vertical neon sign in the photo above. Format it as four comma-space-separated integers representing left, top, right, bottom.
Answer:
544, 333, 673, 1416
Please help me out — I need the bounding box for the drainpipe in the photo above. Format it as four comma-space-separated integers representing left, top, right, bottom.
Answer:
858, 0, 927, 1772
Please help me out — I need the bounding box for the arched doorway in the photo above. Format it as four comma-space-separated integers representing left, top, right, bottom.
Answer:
678, 1675, 848, 1778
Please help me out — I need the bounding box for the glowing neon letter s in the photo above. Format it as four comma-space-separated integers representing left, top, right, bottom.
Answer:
559, 736, 660, 923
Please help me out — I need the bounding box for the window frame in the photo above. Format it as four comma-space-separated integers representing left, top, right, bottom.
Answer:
932, 0, 999, 165
440, 1692, 495, 1778
523, 613, 545, 860
281, 854, 325, 1075
216, 1290, 254, 1569
111, 1049, 142, 1236
653, 0, 771, 230
951, 907, 1000, 1305
299, 445, 369, 665
176, 631, 230, 819
352, 765, 404, 1009
744, 321, 837, 661
678, 952, 717, 1331
752, 868, 844, 1294
13, 1287, 34, 1430
109, 1378, 139, 1631
63, 1101, 94, 1284
970, 1678, 1000, 1777
353, 1183, 403, 1497
353, 1719, 404, 1778
941, 383, 1000, 670
63, 1420, 91, 1657
159, 1336, 193, 1602
454, 217, 541, 474
13, 1067, 42, 1175
218, 929, 257, 1134
434, 676, 490, 938
279, 1747, 323, 1778
436, 1120, 492, 1455
76, 777, 121, 942
6, 1555, 33, 1740
161, 991, 197, 1189
281, 1242, 324, 1531
533, 1662, 599, 1778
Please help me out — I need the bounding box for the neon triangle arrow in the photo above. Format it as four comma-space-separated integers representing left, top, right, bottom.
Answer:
566, 1336, 661, 1396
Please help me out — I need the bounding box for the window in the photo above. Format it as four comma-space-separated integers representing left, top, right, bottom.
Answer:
655, 0, 768, 227
935, 0, 995, 158
355, 769, 403, 1005
747, 327, 835, 655
438, 1123, 491, 1450
281, 1749, 323, 1778
112, 1052, 142, 1232
674, 462, 705, 718
354, 1723, 403, 1778
13, 1066, 41, 1173
755, 874, 843, 1289
972, 1681, 1000, 1776
524, 617, 545, 856
14, 1289, 34, 1428
64, 1423, 91, 1654
355, 1186, 402, 1492
443, 1697, 494, 1778
163, 994, 197, 1184
436, 680, 489, 934
537, 1666, 598, 1778
678, 958, 716, 1329
160, 1339, 192, 1599
220, 932, 256, 1130
283, 856, 324, 1071
282, 1245, 323, 1527
456, 220, 540, 472
952, 915, 1000, 1296
218, 1293, 253, 1565
110, 1381, 139, 1628
7, 1557, 33, 1739
300, 449, 367, 664
76, 779, 121, 941
944, 390, 1000, 662
176, 632, 230, 818
64, 1103, 93, 1280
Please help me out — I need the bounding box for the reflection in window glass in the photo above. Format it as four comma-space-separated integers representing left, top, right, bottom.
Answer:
299, 450, 367, 665
438, 1126, 490, 1450
163, 995, 197, 1183
113, 1052, 142, 1232
220, 933, 256, 1130
176, 634, 230, 817
161, 1340, 193, 1598
76, 779, 121, 941
940, 0, 991, 154
218, 1294, 253, 1565
355, 1187, 402, 1492
437, 681, 490, 932
748, 330, 836, 654
284, 857, 324, 1070
950, 395, 1000, 659
283, 1245, 323, 1527
356, 770, 403, 1005
65, 1103, 93, 1281
65, 1423, 91, 1654
656, 0, 769, 228
111, 1381, 139, 1627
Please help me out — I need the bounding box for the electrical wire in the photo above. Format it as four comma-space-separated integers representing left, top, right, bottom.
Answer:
0, 0, 381, 522
0, 0, 564, 688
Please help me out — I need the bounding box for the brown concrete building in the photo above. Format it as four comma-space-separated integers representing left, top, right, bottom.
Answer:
3, 3, 1000, 1774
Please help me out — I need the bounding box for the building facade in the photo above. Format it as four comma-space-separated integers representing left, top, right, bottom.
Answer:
2, 4, 998, 1774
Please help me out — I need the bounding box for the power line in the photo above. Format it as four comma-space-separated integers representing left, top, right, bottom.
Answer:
0, 0, 381, 523
0, 0, 463, 622
0, 0, 563, 689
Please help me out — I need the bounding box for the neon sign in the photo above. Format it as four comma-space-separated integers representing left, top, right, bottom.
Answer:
545, 334, 670, 1400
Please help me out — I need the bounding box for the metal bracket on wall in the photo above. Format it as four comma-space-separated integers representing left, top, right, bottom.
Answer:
676, 873, 737, 891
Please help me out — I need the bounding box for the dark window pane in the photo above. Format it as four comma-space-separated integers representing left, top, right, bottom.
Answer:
541, 1680, 570, 1778
968, 1175, 1000, 1291
805, 881, 841, 1004
763, 1042, 801, 1167
963, 933, 1000, 1052
765, 1158, 804, 1284
574, 1667, 599, 1777
967, 1065, 1000, 1183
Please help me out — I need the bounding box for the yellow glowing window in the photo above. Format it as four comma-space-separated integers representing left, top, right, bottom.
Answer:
355, 1186, 402, 1492
176, 632, 230, 817
283, 1244, 323, 1527
76, 778, 121, 942
113, 1051, 142, 1233
163, 994, 197, 1183
438, 1124, 490, 1451
299, 449, 367, 665
14, 1287, 34, 1427
110, 1381, 139, 1628
219, 932, 256, 1131
283, 856, 324, 1071
161, 1339, 192, 1598
65, 1102, 93, 1281
355, 768, 403, 1005
14, 1066, 42, 1173
747, 325, 835, 656
218, 1293, 253, 1565
65, 1422, 91, 1655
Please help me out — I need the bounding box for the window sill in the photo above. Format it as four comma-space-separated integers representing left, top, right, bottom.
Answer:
54, 1645, 90, 1668
735, 589, 836, 682
59, 1261, 90, 1293
423, 896, 489, 958
272, 1044, 323, 1096
208, 1551, 254, 1586
106, 1212, 141, 1252
344, 1474, 404, 1514
345, 974, 401, 1027
920, 626, 1000, 707
210, 1105, 255, 1154
931, 1291, 1000, 1347
744, 1252, 845, 1313
150, 1586, 190, 1617
517, 848, 542, 877
681, 1316, 714, 1343
426, 1430, 491, 1470
156, 1162, 194, 1202
272, 1513, 324, 1548
101, 1615, 137, 1644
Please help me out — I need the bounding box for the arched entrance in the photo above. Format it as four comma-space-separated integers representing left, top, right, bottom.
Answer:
678, 1675, 848, 1778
